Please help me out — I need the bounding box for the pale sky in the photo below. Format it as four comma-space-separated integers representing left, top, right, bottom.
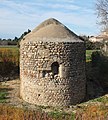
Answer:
0, 0, 99, 39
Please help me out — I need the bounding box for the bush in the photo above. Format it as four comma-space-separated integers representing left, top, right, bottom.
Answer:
91, 51, 108, 89
91, 51, 101, 67
85, 40, 95, 50
93, 42, 103, 50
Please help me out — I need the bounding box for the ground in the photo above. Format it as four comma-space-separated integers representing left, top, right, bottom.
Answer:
0, 79, 45, 111
0, 78, 108, 114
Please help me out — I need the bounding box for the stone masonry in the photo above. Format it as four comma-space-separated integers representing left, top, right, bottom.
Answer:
20, 18, 86, 107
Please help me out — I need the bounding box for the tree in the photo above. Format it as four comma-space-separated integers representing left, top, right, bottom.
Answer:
18, 29, 31, 40
17, 29, 31, 47
79, 35, 95, 50
96, 0, 108, 30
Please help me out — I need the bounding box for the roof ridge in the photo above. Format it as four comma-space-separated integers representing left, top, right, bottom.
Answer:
32, 18, 63, 33
22, 18, 83, 42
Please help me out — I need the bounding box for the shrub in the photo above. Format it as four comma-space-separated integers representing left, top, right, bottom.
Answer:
91, 50, 108, 89
85, 40, 95, 50
91, 51, 101, 67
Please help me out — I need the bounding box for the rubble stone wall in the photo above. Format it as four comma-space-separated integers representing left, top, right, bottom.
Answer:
20, 40, 86, 106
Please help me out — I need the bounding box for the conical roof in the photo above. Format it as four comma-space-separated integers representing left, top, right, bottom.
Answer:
22, 18, 83, 42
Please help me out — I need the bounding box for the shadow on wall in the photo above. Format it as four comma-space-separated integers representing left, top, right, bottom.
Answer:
85, 51, 108, 102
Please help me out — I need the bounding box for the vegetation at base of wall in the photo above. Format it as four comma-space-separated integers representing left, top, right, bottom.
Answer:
0, 91, 8, 103
0, 92, 7, 103
0, 83, 9, 103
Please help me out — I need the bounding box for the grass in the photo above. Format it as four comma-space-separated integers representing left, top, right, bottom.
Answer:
0, 47, 19, 62
0, 82, 9, 103
0, 103, 108, 120
0, 46, 19, 51
86, 50, 99, 62
0, 45, 18, 48
90, 96, 108, 103
0, 46, 19, 76
0, 91, 8, 103
48, 110, 73, 120
0, 84, 8, 103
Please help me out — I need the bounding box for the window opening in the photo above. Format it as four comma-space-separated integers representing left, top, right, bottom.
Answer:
51, 62, 59, 76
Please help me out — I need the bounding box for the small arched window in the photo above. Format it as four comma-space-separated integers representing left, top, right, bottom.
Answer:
51, 62, 59, 75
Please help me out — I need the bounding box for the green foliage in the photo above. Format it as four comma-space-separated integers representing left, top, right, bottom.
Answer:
71, 112, 75, 120
86, 40, 95, 50
79, 35, 95, 50
0, 91, 8, 103
18, 29, 31, 41
91, 51, 101, 67
91, 96, 108, 103
93, 42, 103, 50
86, 50, 99, 62
91, 50, 108, 89
0, 86, 8, 103
86, 50, 93, 62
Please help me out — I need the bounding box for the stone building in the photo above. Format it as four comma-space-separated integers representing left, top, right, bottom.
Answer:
89, 29, 108, 43
20, 18, 86, 107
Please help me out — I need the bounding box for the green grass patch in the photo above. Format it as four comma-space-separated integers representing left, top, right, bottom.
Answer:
0, 83, 9, 103
90, 96, 108, 103
86, 50, 94, 62
48, 110, 73, 120
0, 91, 8, 103
86, 50, 99, 62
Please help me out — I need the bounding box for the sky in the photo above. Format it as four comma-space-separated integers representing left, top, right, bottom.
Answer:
0, 0, 99, 39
